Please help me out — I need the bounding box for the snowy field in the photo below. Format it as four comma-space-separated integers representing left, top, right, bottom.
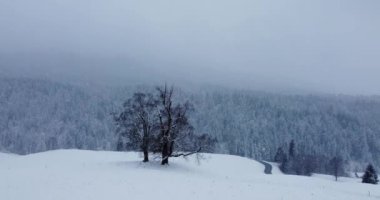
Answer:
1, 150, 379, 200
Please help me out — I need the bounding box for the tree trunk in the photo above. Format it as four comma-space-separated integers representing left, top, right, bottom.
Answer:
161, 141, 169, 165
143, 149, 149, 162
142, 125, 149, 162
169, 141, 174, 156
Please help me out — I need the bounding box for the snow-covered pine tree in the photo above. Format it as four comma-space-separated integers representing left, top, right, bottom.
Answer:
362, 164, 379, 184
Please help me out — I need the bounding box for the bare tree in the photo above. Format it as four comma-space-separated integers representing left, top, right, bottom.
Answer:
329, 156, 344, 181
156, 85, 199, 165
115, 92, 158, 162
115, 85, 215, 165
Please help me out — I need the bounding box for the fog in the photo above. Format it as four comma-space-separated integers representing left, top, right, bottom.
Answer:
1, 0, 380, 94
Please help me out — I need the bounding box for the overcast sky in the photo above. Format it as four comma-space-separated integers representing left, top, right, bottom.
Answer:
1, 0, 380, 94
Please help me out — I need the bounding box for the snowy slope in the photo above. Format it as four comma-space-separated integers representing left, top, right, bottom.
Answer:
0, 150, 379, 200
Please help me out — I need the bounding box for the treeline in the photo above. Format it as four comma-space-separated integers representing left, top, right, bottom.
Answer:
274, 140, 346, 177
190, 90, 380, 171
273, 140, 378, 184
0, 77, 118, 153
1, 77, 380, 171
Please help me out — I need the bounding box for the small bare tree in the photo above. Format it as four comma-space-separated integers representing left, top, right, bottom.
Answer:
329, 156, 344, 181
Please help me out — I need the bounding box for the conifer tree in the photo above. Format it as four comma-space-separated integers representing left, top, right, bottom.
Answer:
274, 147, 286, 163
362, 164, 379, 184
289, 140, 295, 159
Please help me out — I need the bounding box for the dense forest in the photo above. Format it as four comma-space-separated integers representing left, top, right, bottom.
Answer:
1, 76, 380, 171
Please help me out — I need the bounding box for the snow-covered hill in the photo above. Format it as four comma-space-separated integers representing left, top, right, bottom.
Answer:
0, 150, 379, 200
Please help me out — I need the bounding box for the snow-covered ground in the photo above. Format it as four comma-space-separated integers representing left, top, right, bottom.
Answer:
1, 150, 379, 200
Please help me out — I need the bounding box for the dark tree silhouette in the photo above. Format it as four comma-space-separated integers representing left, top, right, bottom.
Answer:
115, 92, 158, 162
274, 147, 286, 163
280, 155, 290, 173
156, 85, 196, 165
115, 85, 215, 165
289, 140, 295, 159
362, 164, 379, 184
329, 156, 344, 181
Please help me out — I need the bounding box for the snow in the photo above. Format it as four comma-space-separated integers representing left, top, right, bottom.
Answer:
1, 150, 379, 200
265, 161, 284, 175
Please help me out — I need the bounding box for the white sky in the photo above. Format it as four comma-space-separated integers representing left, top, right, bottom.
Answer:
0, 0, 379, 94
